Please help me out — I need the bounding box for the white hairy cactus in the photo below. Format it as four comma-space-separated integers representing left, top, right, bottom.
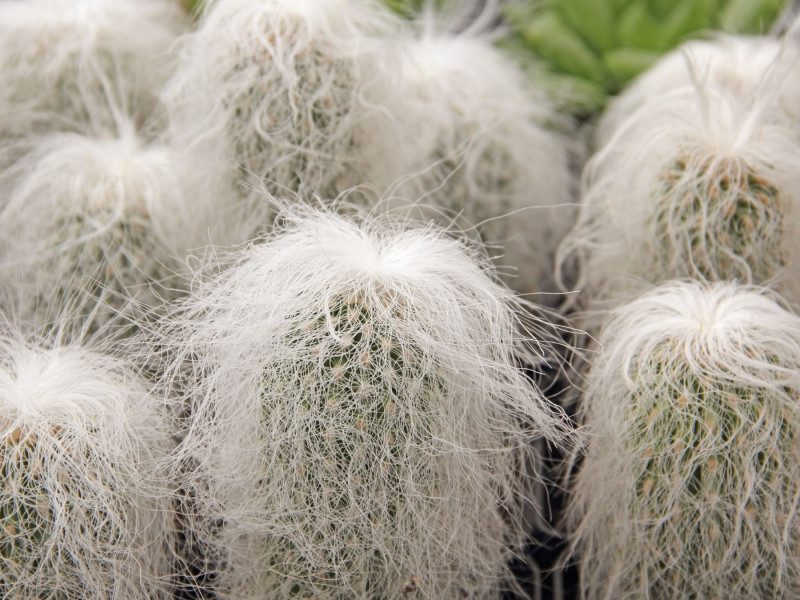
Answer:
595, 34, 800, 149
569, 280, 800, 600
0, 0, 184, 139
164, 0, 402, 232
0, 125, 199, 340
381, 17, 577, 296
158, 206, 569, 599
556, 84, 800, 313
0, 326, 176, 599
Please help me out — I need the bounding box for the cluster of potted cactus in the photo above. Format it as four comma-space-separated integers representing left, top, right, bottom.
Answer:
0, 1, 574, 598
553, 4, 800, 599
1, 1, 800, 599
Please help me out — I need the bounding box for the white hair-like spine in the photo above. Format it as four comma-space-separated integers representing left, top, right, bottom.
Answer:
0, 0, 184, 138
556, 82, 800, 315
0, 124, 196, 341
569, 280, 800, 600
0, 325, 176, 599
156, 205, 571, 599
595, 33, 800, 149
379, 12, 577, 296
163, 0, 403, 234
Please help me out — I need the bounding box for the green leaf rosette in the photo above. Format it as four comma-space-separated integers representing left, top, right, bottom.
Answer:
503, 0, 788, 113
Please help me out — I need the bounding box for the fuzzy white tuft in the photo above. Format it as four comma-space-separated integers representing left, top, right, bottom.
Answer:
155, 205, 570, 599
0, 324, 176, 599
377, 25, 578, 297
0, 0, 184, 138
556, 83, 800, 315
595, 34, 800, 149
0, 125, 199, 341
569, 280, 800, 599
163, 0, 403, 234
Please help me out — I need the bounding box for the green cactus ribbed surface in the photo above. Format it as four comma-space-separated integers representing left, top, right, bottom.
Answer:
504, 0, 789, 110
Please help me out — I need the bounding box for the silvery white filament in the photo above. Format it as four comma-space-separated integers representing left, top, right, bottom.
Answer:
569, 280, 800, 600
595, 34, 800, 149
0, 323, 176, 599
157, 205, 570, 599
0, 0, 184, 139
163, 0, 402, 235
378, 18, 577, 297
555, 84, 800, 318
0, 125, 197, 341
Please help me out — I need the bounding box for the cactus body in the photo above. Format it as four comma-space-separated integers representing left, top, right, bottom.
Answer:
164, 0, 401, 233
556, 84, 800, 314
158, 207, 568, 599
0, 128, 192, 340
382, 31, 577, 296
570, 281, 800, 599
0, 334, 175, 599
0, 0, 183, 138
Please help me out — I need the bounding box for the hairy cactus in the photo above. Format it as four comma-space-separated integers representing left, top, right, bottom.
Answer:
163, 0, 401, 234
381, 23, 577, 297
555, 83, 800, 314
0, 126, 196, 340
157, 206, 569, 599
596, 33, 800, 148
0, 0, 183, 139
503, 0, 788, 112
569, 280, 800, 599
0, 329, 176, 599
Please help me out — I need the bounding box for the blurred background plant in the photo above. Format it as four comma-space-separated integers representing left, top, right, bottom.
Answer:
367, 0, 790, 115
501, 0, 789, 114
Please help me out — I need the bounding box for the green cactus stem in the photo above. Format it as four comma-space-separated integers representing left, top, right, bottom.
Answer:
623, 352, 794, 597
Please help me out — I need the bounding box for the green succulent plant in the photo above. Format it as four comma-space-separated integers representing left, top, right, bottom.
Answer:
383, 0, 450, 17
184, 0, 204, 14
503, 0, 789, 113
